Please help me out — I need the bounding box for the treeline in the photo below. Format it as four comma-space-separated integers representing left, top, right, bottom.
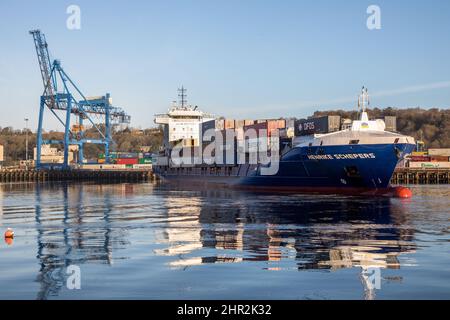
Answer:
0, 126, 163, 165
313, 107, 450, 148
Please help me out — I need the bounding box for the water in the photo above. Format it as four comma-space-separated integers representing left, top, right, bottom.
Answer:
0, 182, 449, 300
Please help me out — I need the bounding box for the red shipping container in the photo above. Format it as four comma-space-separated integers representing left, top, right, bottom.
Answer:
244, 122, 268, 137
410, 156, 431, 162
430, 155, 449, 162
116, 158, 138, 165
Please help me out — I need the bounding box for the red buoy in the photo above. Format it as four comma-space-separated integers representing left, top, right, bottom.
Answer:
4, 228, 14, 239
4, 237, 13, 246
394, 187, 412, 199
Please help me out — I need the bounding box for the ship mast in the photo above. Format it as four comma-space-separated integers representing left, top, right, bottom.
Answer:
178, 86, 187, 109
358, 86, 370, 122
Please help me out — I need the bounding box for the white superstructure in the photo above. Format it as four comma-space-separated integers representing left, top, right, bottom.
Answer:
154, 87, 214, 145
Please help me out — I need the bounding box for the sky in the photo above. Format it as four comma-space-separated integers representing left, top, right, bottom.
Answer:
0, 0, 449, 131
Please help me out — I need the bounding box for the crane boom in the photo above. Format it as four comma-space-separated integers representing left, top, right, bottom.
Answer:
29, 30, 57, 104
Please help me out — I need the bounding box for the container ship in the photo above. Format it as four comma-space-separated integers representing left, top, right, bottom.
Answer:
153, 87, 416, 197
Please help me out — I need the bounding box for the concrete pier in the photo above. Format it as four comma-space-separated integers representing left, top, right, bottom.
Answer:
391, 168, 450, 185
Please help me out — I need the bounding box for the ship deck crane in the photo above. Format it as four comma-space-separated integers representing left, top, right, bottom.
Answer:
29, 29, 130, 169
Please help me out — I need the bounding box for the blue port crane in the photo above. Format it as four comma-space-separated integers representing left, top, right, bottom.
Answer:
29, 29, 130, 169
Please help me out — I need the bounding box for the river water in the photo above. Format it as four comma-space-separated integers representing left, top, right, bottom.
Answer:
0, 182, 449, 300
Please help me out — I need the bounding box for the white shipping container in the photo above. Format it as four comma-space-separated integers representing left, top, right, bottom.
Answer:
427, 149, 450, 156
132, 164, 153, 169
409, 162, 450, 169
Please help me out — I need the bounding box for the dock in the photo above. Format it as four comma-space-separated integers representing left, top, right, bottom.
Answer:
1, 167, 449, 185
391, 168, 450, 185
0, 168, 155, 183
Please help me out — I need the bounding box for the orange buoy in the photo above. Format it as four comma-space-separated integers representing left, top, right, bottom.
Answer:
4, 228, 14, 239
394, 186, 412, 199
4, 237, 13, 246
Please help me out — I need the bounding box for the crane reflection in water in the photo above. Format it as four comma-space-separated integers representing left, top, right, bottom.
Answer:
33, 183, 131, 299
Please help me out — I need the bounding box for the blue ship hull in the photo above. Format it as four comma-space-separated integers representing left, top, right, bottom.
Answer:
154, 143, 415, 196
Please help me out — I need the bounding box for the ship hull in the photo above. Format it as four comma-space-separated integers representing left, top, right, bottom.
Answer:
154, 143, 415, 196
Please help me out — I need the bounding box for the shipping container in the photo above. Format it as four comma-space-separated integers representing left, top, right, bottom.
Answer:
200, 120, 216, 141
409, 162, 450, 169
224, 119, 235, 129
133, 164, 153, 169
294, 115, 341, 136
116, 158, 139, 165
235, 120, 246, 129
430, 155, 449, 162
410, 156, 431, 162
235, 127, 245, 141
267, 119, 286, 136
119, 153, 139, 159
219, 140, 237, 166
284, 118, 296, 129
138, 158, 152, 164
428, 148, 450, 157
384, 116, 397, 132
412, 151, 428, 156
244, 122, 268, 134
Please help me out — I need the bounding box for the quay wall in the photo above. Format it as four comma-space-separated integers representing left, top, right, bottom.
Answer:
0, 168, 155, 182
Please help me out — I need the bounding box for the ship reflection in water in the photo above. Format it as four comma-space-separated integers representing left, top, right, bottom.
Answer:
1, 183, 448, 299
155, 188, 416, 300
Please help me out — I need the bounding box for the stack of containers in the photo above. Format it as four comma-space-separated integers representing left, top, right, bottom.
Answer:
116, 153, 139, 167
201, 120, 217, 164
224, 119, 235, 130
408, 149, 450, 169
139, 152, 153, 165
294, 115, 341, 136
243, 121, 268, 153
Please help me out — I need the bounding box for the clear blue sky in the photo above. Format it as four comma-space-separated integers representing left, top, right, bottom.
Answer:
0, 0, 449, 130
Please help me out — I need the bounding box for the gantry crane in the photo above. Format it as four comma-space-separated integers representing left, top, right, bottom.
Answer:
29, 29, 130, 169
